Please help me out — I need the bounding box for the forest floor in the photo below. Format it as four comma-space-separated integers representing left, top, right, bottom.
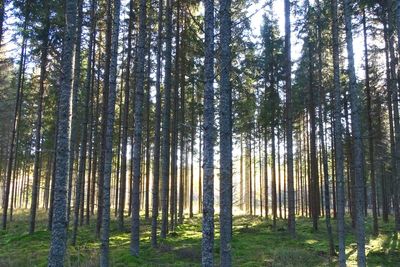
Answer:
0, 210, 399, 266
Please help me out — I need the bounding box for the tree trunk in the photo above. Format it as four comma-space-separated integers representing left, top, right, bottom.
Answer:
161, 0, 173, 239
48, 0, 77, 265
130, 0, 146, 256
343, 0, 366, 264
202, 0, 215, 264
151, 0, 163, 248
362, 8, 378, 235
330, 0, 346, 264
100, 0, 121, 264
29, 3, 50, 234
72, 0, 96, 244
219, 0, 232, 264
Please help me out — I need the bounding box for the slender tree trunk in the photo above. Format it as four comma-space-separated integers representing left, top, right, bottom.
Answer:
72, 0, 96, 244
392, 0, 400, 230
198, 116, 202, 213
170, 0, 181, 231
29, 3, 50, 234
271, 128, 277, 228
343, 0, 366, 264
264, 133, 269, 218
219, 0, 232, 264
117, 0, 134, 231
48, 0, 78, 265
144, 14, 152, 221
362, 8, 378, 235
100, 0, 121, 265
161, 0, 173, 239
151, 0, 163, 248
284, 0, 295, 237
331, 0, 346, 264
67, 0, 84, 224
315, 0, 334, 255
202, 0, 215, 264
130, 0, 146, 256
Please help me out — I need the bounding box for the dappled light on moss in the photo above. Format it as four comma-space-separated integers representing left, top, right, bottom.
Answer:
1, 211, 399, 266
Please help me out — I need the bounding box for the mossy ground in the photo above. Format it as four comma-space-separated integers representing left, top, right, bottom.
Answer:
0, 210, 399, 266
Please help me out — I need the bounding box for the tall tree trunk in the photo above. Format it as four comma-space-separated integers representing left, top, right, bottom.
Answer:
48, 0, 78, 265
170, 0, 181, 231
362, 8, 378, 235
151, 0, 163, 248
29, 3, 50, 234
100, 0, 121, 265
67, 0, 84, 223
118, 0, 134, 231
72, 0, 96, 244
315, 0, 334, 255
264, 133, 269, 218
219, 0, 232, 264
392, 0, 400, 230
178, 10, 186, 225
130, 0, 146, 256
202, 0, 215, 264
343, 0, 366, 265
383, 15, 395, 224
284, 0, 295, 237
271, 127, 277, 228
331, 0, 346, 264
144, 13, 152, 221
161, 0, 173, 239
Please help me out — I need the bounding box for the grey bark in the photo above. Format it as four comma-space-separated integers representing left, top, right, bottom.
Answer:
72, 0, 96, 245
118, 0, 134, 231
29, 3, 50, 234
343, 0, 366, 265
100, 0, 121, 265
48, 0, 77, 265
284, 0, 295, 237
393, 0, 400, 230
202, 0, 215, 265
315, 0, 335, 256
219, 0, 232, 265
130, 0, 147, 256
151, 0, 163, 248
161, 0, 173, 239
67, 0, 84, 223
330, 0, 346, 264
362, 8, 378, 235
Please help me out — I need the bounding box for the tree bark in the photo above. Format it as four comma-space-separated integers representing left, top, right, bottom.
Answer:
130, 0, 147, 256
219, 0, 232, 264
151, 0, 163, 248
48, 0, 77, 265
29, 2, 50, 234
161, 0, 173, 239
100, 0, 121, 265
202, 0, 215, 264
343, 0, 366, 265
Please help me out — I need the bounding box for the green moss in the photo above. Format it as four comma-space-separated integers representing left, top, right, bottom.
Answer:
0, 210, 399, 266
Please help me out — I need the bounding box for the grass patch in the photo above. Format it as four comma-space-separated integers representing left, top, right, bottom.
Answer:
0, 210, 399, 266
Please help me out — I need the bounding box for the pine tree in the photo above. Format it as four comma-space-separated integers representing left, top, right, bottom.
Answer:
48, 0, 77, 265
202, 0, 215, 265
219, 0, 232, 265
